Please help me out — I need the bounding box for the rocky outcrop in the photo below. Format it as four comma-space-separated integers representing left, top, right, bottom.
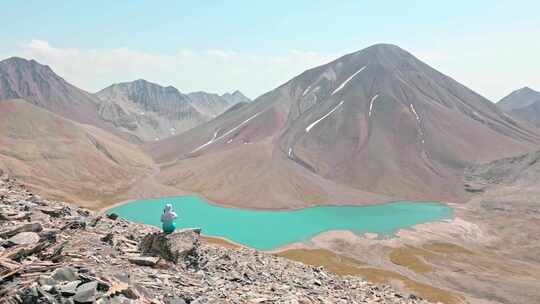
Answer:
464, 150, 540, 192
0, 172, 431, 303
139, 228, 201, 263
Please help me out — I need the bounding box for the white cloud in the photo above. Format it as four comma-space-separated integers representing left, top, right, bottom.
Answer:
8, 39, 337, 98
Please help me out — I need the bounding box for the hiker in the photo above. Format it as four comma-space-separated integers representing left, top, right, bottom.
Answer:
161, 203, 178, 234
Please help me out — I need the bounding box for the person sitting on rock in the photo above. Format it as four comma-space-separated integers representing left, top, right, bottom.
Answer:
160, 203, 178, 234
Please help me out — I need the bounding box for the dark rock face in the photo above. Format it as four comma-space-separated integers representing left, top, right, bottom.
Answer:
139, 228, 201, 263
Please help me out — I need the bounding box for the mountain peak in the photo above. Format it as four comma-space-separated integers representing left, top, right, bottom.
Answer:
365, 43, 403, 51
221, 90, 251, 103
0, 56, 53, 72
498, 85, 540, 114
355, 43, 411, 58
517, 86, 539, 94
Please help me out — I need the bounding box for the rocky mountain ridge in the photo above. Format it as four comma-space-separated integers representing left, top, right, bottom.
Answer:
96, 79, 207, 141
0, 171, 430, 303
498, 87, 540, 127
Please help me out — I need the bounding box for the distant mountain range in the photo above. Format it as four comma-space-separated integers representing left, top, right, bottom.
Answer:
498, 87, 540, 127
149, 44, 540, 208
0, 57, 250, 142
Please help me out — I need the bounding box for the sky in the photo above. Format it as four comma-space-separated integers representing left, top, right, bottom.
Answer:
1, 1, 539, 101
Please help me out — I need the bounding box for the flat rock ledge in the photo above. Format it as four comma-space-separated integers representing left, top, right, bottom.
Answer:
0, 172, 432, 303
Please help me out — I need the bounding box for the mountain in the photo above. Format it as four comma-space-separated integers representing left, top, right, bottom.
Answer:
498, 87, 540, 127
187, 90, 250, 117
221, 90, 251, 104
147, 44, 540, 209
96, 80, 248, 141
0, 99, 153, 208
499, 87, 540, 110
0, 57, 121, 136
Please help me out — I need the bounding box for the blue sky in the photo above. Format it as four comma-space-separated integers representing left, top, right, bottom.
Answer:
1, 1, 539, 100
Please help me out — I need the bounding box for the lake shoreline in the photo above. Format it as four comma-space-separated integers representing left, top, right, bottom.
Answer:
101, 194, 450, 214
106, 196, 453, 251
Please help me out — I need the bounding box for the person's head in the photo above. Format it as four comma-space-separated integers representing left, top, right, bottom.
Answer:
164, 203, 173, 212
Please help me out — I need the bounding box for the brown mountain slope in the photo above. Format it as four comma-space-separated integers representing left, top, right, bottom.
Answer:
0, 99, 153, 208
148, 44, 540, 208
0, 57, 129, 137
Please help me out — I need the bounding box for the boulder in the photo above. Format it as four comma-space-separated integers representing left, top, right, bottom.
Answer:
0, 222, 43, 238
73, 281, 98, 303
58, 280, 81, 296
8, 231, 40, 246
52, 267, 79, 282
139, 228, 201, 263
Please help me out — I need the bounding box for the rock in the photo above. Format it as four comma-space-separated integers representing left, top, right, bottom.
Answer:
109, 295, 134, 304
0, 222, 43, 238
52, 267, 79, 282
39, 229, 58, 242
18, 286, 39, 303
62, 219, 86, 230
7, 231, 40, 246
38, 206, 68, 217
120, 286, 139, 300
59, 280, 81, 295
139, 228, 201, 263
73, 281, 98, 303
40, 284, 56, 293
164, 296, 188, 304
128, 256, 159, 267
38, 275, 58, 287
107, 213, 119, 220
89, 216, 102, 227
101, 233, 114, 245
191, 297, 221, 304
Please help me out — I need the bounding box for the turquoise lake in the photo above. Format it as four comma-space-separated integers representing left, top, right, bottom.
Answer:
108, 196, 452, 250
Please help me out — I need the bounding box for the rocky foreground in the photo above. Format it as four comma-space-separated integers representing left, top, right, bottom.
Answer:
0, 172, 430, 304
